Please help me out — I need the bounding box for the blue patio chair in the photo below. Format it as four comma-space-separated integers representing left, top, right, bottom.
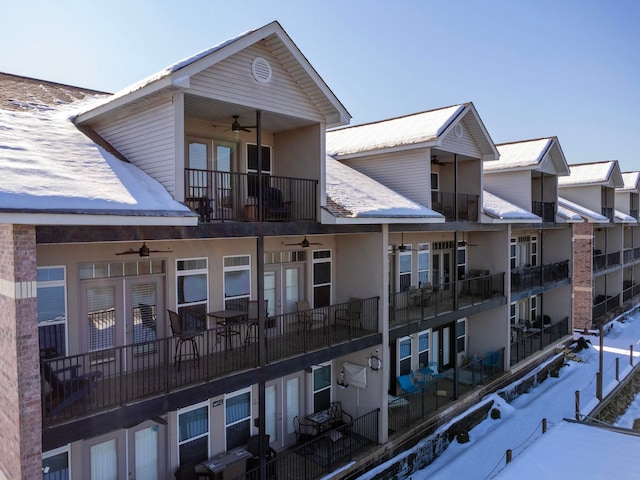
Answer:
398, 375, 421, 394
410, 369, 427, 387
482, 351, 500, 375
428, 362, 444, 380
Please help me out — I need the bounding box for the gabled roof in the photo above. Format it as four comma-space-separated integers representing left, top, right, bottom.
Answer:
75, 21, 349, 127
0, 80, 196, 226
323, 156, 444, 224
482, 190, 541, 223
618, 172, 640, 192
615, 210, 637, 223
487, 137, 570, 176
558, 197, 609, 223
559, 161, 624, 188
326, 103, 498, 160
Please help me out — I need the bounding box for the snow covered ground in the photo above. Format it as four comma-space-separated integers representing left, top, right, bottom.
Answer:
363, 308, 640, 479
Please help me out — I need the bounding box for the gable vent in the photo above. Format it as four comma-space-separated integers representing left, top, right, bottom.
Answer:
251, 57, 272, 84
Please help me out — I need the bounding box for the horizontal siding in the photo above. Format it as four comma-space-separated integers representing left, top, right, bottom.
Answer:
345, 150, 429, 205
93, 97, 177, 195
440, 117, 482, 158
190, 44, 323, 122
484, 171, 531, 210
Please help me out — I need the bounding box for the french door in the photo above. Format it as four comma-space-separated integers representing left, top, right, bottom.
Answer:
264, 263, 305, 331
82, 275, 164, 369
432, 249, 453, 290
265, 372, 303, 449
432, 323, 455, 371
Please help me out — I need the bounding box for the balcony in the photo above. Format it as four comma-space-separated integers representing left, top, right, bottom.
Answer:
631, 209, 639, 219
510, 260, 570, 293
531, 201, 556, 222
185, 169, 317, 222
593, 250, 621, 272
601, 206, 614, 222
41, 297, 379, 427
592, 294, 620, 323
510, 316, 569, 366
623, 282, 640, 302
389, 272, 504, 328
431, 191, 479, 221
623, 247, 640, 263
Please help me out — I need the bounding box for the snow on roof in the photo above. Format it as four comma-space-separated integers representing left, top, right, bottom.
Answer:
615, 209, 637, 223
486, 138, 552, 171
557, 197, 609, 222
559, 161, 616, 186
556, 204, 582, 222
325, 156, 444, 220
326, 104, 465, 156
619, 171, 640, 192
0, 99, 195, 225
483, 190, 541, 221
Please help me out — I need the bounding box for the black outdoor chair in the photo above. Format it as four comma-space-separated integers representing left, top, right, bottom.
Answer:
42, 362, 102, 417
263, 187, 292, 221
246, 434, 277, 479
293, 415, 317, 445
167, 310, 203, 371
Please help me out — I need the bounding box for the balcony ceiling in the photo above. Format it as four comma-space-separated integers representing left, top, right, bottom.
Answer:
184, 94, 317, 134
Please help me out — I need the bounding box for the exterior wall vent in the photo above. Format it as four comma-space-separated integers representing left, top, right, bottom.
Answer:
251, 57, 272, 84
454, 124, 463, 138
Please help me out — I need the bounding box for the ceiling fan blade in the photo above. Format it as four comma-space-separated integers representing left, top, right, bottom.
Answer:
148, 249, 173, 253
115, 249, 138, 255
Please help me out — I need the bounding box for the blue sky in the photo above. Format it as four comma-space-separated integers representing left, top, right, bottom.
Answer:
2, 0, 639, 171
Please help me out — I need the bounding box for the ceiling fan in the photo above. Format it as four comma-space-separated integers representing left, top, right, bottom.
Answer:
458, 232, 478, 247
284, 236, 323, 248
228, 115, 255, 132
115, 242, 172, 257
391, 233, 419, 253
431, 155, 448, 166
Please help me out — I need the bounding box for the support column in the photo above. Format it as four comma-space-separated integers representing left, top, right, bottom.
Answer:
0, 224, 41, 480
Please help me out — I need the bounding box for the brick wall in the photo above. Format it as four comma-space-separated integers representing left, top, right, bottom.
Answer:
572, 221, 593, 331
0, 224, 41, 479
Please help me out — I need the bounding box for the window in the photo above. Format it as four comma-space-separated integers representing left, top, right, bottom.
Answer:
431, 172, 439, 191
457, 245, 466, 279
510, 302, 517, 324
37, 266, 67, 358
312, 364, 331, 413
530, 296, 538, 323
226, 389, 251, 451
399, 337, 411, 376
510, 238, 517, 269
313, 250, 331, 308
417, 244, 430, 287
399, 249, 412, 292
178, 403, 209, 466
224, 255, 251, 310
456, 319, 466, 354
418, 331, 430, 368
177, 258, 208, 330
531, 236, 538, 266
43, 445, 70, 480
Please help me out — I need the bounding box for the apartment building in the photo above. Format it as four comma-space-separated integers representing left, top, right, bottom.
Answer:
1, 20, 620, 480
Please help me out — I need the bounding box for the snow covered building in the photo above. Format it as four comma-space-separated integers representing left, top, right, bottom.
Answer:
485, 137, 574, 367
558, 160, 630, 330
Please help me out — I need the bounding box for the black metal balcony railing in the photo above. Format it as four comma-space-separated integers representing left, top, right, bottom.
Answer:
592, 294, 620, 322
41, 297, 379, 426
601, 206, 614, 222
623, 247, 640, 263
510, 260, 570, 293
389, 349, 505, 433
593, 251, 621, 272
184, 169, 317, 222
510, 316, 569, 366
431, 191, 479, 221
389, 272, 504, 327
242, 408, 379, 479
531, 201, 556, 222
623, 283, 640, 302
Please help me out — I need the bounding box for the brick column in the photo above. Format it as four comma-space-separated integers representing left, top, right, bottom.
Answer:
572, 221, 593, 331
0, 224, 41, 480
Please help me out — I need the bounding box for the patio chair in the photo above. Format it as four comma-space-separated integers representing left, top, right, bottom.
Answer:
334, 297, 363, 334
42, 361, 102, 417
328, 401, 354, 430
427, 362, 444, 381
246, 434, 277, 479
482, 351, 500, 375
410, 369, 427, 388
168, 310, 203, 371
295, 300, 326, 334
263, 186, 292, 221
293, 416, 317, 447
397, 375, 421, 394
245, 299, 269, 345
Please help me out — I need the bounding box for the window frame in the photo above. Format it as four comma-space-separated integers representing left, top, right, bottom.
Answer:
398, 336, 412, 376
176, 258, 209, 329
37, 266, 68, 358
43, 444, 71, 480
225, 387, 252, 451
311, 363, 332, 413
223, 255, 251, 310
398, 248, 412, 292
417, 243, 430, 288
312, 249, 332, 308
418, 330, 430, 368
177, 401, 210, 466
